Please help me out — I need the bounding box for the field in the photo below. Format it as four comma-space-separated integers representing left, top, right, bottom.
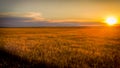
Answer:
0, 27, 120, 68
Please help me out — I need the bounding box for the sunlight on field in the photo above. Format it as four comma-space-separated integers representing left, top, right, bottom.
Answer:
0, 27, 120, 68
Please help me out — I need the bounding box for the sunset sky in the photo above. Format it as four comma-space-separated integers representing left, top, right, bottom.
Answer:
0, 0, 120, 27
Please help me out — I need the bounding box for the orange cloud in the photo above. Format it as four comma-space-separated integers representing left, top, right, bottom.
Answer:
47, 19, 100, 23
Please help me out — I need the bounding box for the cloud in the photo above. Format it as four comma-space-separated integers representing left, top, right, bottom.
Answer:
22, 12, 45, 22
0, 12, 99, 23
0, 12, 105, 27
0, 12, 45, 22
0, 12, 102, 23
0, 12, 80, 27
0, 17, 79, 27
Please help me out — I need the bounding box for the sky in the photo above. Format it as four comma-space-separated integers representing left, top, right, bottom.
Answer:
0, 0, 120, 27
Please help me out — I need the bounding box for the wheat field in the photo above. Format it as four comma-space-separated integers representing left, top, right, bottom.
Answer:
0, 27, 120, 68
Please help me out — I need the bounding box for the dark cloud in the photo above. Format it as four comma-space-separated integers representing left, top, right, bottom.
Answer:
0, 16, 31, 21
0, 16, 80, 27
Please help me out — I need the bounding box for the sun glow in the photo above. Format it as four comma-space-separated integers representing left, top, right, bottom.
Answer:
105, 17, 118, 26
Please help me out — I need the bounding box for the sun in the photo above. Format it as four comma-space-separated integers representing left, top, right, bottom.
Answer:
105, 17, 118, 26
